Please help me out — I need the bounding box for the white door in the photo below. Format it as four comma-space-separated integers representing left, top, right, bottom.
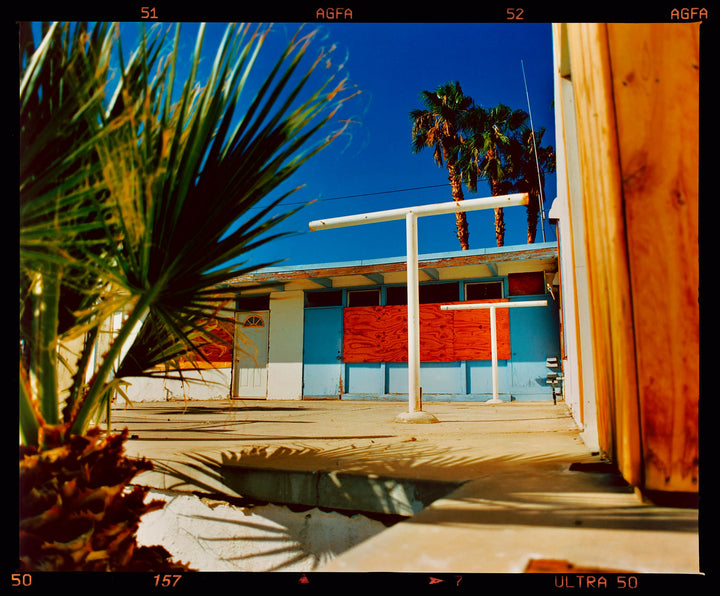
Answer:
232, 311, 269, 398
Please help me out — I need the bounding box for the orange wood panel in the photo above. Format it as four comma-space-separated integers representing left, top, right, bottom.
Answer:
508, 271, 546, 296
178, 317, 234, 369
607, 23, 699, 493
343, 305, 407, 362
565, 23, 699, 494
566, 22, 642, 487
418, 304, 455, 361
453, 306, 511, 361
343, 301, 511, 363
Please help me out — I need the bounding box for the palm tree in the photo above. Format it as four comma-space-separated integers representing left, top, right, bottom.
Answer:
19, 21, 353, 571
507, 125, 556, 243
460, 104, 528, 247
410, 81, 474, 250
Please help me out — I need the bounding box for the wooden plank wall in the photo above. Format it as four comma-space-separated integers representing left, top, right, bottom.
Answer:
565, 23, 699, 494
608, 23, 700, 493
566, 23, 642, 487
343, 300, 511, 363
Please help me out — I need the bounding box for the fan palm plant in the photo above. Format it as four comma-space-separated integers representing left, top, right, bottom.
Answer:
459, 104, 528, 247
410, 81, 473, 250
506, 125, 556, 243
19, 20, 354, 571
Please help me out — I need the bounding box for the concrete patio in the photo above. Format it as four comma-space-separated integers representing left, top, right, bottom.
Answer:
112, 399, 701, 576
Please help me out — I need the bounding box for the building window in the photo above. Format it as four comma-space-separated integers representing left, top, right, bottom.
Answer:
237, 295, 270, 311
420, 282, 459, 304
305, 289, 343, 308
465, 281, 503, 300
347, 288, 380, 307
242, 315, 264, 328
384, 282, 460, 306
508, 272, 546, 296
385, 285, 407, 305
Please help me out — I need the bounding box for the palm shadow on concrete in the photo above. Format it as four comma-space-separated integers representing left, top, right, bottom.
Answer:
166, 503, 390, 572
145, 440, 696, 572
120, 399, 700, 572
161, 438, 698, 505
147, 447, 411, 572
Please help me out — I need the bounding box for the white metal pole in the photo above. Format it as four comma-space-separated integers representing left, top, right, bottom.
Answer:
441, 300, 548, 403
521, 60, 547, 243
489, 306, 501, 403
441, 300, 548, 310
308, 193, 530, 421
308, 193, 528, 231
406, 212, 421, 413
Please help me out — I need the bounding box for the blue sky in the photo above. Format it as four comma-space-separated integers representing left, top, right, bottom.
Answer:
112, 21, 556, 270
229, 22, 558, 269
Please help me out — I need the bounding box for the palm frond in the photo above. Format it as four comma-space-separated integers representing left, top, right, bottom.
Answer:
20, 22, 355, 444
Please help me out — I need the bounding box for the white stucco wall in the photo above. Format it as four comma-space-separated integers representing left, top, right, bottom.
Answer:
266, 290, 305, 400
137, 489, 389, 572
121, 369, 232, 402
551, 24, 598, 452
110, 291, 306, 404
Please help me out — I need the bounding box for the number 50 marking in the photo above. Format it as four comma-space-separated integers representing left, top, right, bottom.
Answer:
11, 574, 32, 587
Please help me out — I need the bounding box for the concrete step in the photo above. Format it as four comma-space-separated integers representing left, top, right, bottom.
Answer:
221, 463, 463, 516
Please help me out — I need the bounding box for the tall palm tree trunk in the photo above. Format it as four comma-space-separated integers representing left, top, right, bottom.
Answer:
490, 178, 505, 247
448, 163, 469, 250
526, 186, 540, 243
494, 207, 505, 247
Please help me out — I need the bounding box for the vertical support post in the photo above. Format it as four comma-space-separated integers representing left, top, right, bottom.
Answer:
488, 306, 502, 403
406, 211, 421, 413
441, 300, 548, 403
395, 211, 438, 423
308, 193, 530, 423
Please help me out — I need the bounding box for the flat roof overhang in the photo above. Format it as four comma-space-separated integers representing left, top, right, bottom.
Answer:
223, 242, 558, 293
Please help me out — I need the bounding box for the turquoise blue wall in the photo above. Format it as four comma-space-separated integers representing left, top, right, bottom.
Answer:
302, 284, 561, 401
303, 307, 344, 396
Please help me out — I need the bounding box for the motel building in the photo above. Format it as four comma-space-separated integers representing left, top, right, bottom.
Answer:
226, 242, 563, 405
124, 241, 571, 413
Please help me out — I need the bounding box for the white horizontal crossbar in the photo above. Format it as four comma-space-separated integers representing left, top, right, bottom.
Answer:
307, 192, 531, 417
308, 193, 528, 231
441, 300, 548, 310
441, 299, 548, 404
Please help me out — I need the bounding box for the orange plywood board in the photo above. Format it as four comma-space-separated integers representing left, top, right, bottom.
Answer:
453, 305, 511, 361
343, 301, 510, 363
177, 317, 235, 369
343, 305, 408, 362
418, 303, 455, 361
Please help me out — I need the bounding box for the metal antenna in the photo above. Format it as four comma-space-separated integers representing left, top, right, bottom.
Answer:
521, 60, 547, 243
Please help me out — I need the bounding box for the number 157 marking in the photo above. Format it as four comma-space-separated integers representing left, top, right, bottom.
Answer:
153, 574, 182, 587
